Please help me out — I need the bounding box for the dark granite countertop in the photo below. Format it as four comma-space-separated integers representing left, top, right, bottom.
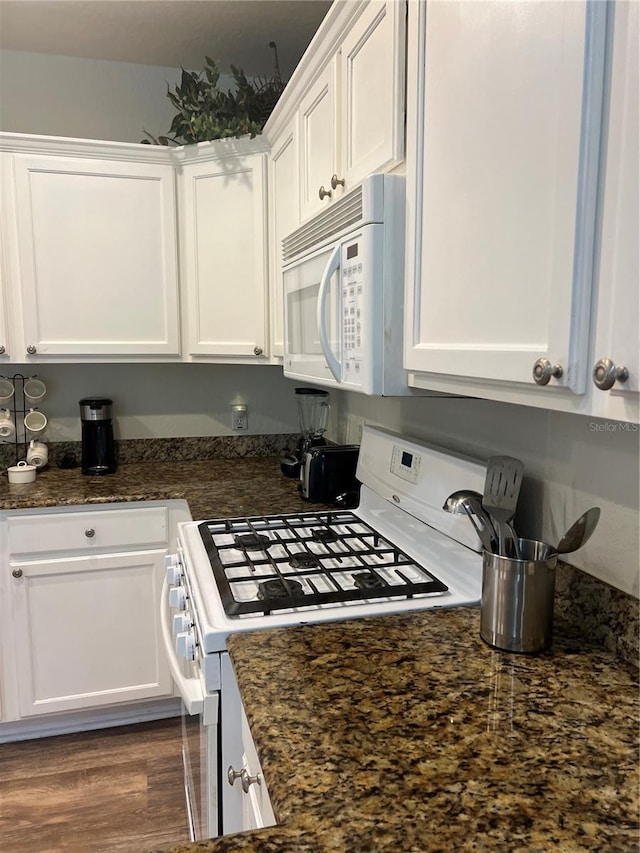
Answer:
162, 608, 639, 853
0, 457, 309, 520
2, 457, 637, 851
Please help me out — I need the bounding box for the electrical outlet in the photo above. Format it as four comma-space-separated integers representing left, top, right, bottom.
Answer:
231, 404, 248, 431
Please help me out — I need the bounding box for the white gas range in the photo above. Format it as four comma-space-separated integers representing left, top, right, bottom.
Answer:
161, 425, 487, 841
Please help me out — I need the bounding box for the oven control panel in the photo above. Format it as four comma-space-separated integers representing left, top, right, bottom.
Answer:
390, 445, 421, 484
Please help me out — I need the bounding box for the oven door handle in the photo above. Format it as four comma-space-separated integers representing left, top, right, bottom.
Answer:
317, 243, 342, 382
161, 579, 204, 715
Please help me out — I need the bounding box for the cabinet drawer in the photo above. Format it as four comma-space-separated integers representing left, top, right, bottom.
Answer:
7, 506, 169, 557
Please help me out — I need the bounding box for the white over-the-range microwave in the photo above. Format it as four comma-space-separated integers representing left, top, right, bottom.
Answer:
283, 173, 413, 395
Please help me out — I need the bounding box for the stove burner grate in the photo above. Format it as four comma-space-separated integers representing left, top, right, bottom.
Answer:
198, 510, 449, 617
311, 528, 338, 544
234, 533, 271, 551
289, 552, 320, 569
258, 578, 304, 601
353, 571, 387, 591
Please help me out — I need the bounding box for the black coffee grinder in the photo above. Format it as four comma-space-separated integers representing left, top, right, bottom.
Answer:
80, 397, 116, 475
281, 388, 330, 478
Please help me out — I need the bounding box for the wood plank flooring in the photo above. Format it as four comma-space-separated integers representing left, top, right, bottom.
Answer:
0, 717, 190, 853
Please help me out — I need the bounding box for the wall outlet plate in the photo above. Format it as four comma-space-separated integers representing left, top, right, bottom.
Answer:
231, 404, 248, 431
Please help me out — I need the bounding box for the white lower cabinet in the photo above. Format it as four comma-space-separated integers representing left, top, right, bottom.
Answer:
0, 504, 177, 723
241, 707, 276, 832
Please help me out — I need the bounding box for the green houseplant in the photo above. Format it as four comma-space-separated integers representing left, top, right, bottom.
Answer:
143, 43, 286, 145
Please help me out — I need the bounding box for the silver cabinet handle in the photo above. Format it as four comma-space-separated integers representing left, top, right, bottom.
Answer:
330, 174, 345, 190
593, 358, 629, 391
27, 345, 37, 355
12, 568, 23, 579
227, 766, 243, 786
0, 346, 5, 355
532, 358, 563, 386
318, 186, 332, 200
241, 769, 261, 793
85, 528, 96, 538
253, 346, 263, 356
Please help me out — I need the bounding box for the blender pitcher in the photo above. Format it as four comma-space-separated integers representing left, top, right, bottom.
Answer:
296, 387, 330, 455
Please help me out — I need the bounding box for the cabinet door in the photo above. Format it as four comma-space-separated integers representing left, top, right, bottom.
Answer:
10, 549, 171, 716
591, 0, 639, 424
182, 153, 268, 359
299, 61, 339, 221
10, 155, 180, 358
405, 1, 607, 400
339, 0, 405, 188
0, 229, 10, 361
269, 122, 300, 358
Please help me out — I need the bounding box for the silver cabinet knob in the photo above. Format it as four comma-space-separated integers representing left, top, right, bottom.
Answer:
85, 528, 96, 538
532, 358, 563, 386
26, 345, 37, 355
241, 769, 261, 793
12, 568, 23, 579
253, 346, 263, 356
318, 186, 332, 200
227, 766, 243, 786
0, 346, 5, 355
330, 174, 345, 190
593, 358, 629, 391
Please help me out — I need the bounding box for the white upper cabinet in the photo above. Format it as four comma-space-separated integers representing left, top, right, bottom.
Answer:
338, 0, 405, 188
178, 140, 269, 360
1, 139, 180, 360
299, 60, 339, 221
268, 121, 299, 358
404, 1, 608, 412
590, 0, 639, 424
274, 0, 405, 224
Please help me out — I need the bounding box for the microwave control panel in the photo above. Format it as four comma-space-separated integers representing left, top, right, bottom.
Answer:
342, 240, 364, 381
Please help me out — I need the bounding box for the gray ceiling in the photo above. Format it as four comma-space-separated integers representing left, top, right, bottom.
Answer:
0, 1, 333, 78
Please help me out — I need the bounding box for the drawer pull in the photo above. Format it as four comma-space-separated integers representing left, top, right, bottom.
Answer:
12, 568, 23, 579
227, 766, 243, 786
85, 528, 96, 538
241, 769, 262, 793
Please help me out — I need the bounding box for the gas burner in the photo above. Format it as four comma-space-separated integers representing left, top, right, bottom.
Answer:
353, 571, 388, 592
258, 578, 304, 601
289, 552, 320, 569
234, 533, 271, 551
311, 528, 338, 544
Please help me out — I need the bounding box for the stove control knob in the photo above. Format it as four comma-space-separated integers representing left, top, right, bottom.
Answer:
175, 630, 196, 660
166, 564, 183, 586
169, 586, 187, 610
173, 612, 192, 635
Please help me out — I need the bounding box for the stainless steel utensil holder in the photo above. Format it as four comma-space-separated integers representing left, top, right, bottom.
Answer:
480, 539, 557, 654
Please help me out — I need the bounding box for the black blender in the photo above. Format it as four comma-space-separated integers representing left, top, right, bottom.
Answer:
280, 388, 330, 478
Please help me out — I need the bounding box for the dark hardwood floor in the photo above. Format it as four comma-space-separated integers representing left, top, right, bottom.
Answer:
0, 717, 190, 853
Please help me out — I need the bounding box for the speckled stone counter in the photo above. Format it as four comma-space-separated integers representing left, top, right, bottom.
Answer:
0, 457, 309, 520
161, 607, 639, 853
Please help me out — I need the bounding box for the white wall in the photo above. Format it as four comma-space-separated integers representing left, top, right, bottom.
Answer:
10, 362, 300, 440
0, 50, 232, 143
329, 392, 640, 598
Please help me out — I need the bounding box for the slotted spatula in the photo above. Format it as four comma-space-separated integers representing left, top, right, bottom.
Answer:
482, 456, 524, 557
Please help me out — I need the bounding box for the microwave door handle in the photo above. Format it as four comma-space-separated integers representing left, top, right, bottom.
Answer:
317, 244, 342, 381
